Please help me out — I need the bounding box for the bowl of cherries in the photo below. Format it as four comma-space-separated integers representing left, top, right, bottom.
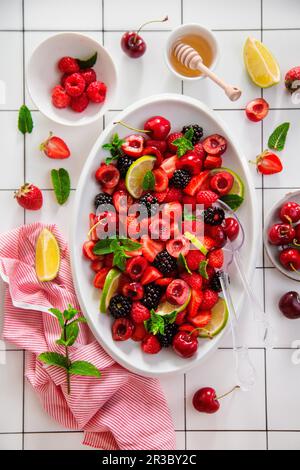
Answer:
264, 190, 300, 281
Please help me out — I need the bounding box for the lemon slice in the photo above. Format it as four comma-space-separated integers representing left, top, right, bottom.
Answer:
35, 228, 60, 282
198, 298, 228, 338
210, 167, 245, 198
100, 268, 121, 313
125, 155, 156, 198
156, 289, 191, 316
243, 37, 280, 88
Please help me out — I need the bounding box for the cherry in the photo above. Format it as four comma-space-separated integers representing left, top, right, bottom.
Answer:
245, 98, 269, 122
126, 256, 148, 281
279, 248, 300, 271
176, 152, 203, 175
166, 279, 190, 306
268, 223, 296, 246
121, 282, 144, 300
172, 331, 198, 358
166, 235, 190, 258
206, 225, 227, 248
279, 291, 300, 319
144, 116, 171, 140
193, 386, 239, 414
145, 139, 167, 154
121, 135, 144, 157
121, 16, 168, 58
202, 134, 227, 155
223, 217, 239, 241
294, 224, 300, 244
280, 202, 300, 224
210, 171, 234, 196
95, 164, 120, 188
112, 318, 134, 341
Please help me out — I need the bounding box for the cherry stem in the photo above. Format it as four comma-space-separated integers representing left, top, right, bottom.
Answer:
190, 327, 213, 339
293, 239, 300, 247
289, 263, 300, 275
134, 16, 168, 43
216, 385, 240, 401
113, 120, 151, 134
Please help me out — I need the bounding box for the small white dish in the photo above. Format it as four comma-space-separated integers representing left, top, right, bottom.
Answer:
264, 190, 300, 282
164, 23, 219, 81
27, 32, 117, 127
70, 93, 257, 377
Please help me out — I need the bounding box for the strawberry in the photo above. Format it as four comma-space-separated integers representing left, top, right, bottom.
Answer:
104, 253, 114, 268
186, 250, 206, 271
155, 277, 173, 286
204, 155, 223, 170
285, 66, 300, 93
180, 272, 203, 291
193, 142, 206, 159
141, 334, 162, 354
153, 191, 168, 203
160, 155, 177, 177
131, 301, 150, 324
208, 248, 224, 269
141, 266, 162, 285
14, 183, 43, 210
167, 132, 183, 153
188, 289, 203, 318
132, 322, 147, 341
200, 289, 219, 310
254, 150, 283, 175
153, 168, 169, 192
163, 187, 183, 203
40, 133, 70, 159
82, 240, 99, 261
196, 190, 219, 207
90, 259, 104, 272
141, 237, 164, 262
189, 310, 212, 328
184, 171, 210, 196
93, 267, 110, 289
175, 309, 187, 325
202, 236, 216, 251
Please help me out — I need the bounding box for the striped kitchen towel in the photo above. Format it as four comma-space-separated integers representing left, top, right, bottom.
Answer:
0, 222, 176, 450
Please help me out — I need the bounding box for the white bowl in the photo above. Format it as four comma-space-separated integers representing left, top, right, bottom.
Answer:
70, 94, 258, 377
264, 190, 300, 282
27, 32, 117, 126
164, 23, 219, 81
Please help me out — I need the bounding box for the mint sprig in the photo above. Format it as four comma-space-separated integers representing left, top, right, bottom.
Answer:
145, 309, 177, 335
172, 128, 194, 157
93, 237, 141, 271
268, 122, 290, 151
38, 305, 101, 394
18, 105, 33, 134
102, 133, 125, 164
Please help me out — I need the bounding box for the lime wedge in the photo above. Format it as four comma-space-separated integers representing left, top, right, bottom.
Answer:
100, 268, 121, 313
198, 298, 228, 338
156, 288, 191, 316
125, 155, 156, 198
210, 167, 245, 199
184, 231, 208, 255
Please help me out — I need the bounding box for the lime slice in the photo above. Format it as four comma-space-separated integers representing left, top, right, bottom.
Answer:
100, 268, 121, 313
184, 231, 208, 256
243, 37, 280, 88
210, 167, 245, 199
35, 228, 60, 282
198, 298, 228, 338
125, 155, 156, 198
156, 288, 191, 316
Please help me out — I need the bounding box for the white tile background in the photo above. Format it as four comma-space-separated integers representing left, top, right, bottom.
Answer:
0, 0, 300, 451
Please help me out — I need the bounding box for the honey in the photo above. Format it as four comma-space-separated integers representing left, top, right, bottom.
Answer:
170, 33, 214, 77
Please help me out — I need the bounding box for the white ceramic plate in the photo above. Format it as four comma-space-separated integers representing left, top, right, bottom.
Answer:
71, 94, 258, 377
27, 32, 117, 126
264, 190, 300, 282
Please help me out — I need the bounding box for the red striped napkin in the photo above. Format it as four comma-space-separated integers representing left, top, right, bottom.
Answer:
0, 223, 175, 450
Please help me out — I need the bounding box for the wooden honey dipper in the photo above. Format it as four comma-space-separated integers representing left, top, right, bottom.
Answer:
173, 41, 242, 101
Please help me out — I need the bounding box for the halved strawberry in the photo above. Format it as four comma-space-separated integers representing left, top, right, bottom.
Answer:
180, 272, 203, 291
189, 310, 212, 328
40, 133, 70, 159
187, 289, 203, 318
155, 277, 173, 286
82, 240, 99, 261
184, 170, 210, 196
160, 155, 177, 177
141, 266, 163, 285
141, 237, 164, 262
93, 267, 110, 289
153, 168, 169, 192
89, 213, 98, 241
204, 155, 223, 170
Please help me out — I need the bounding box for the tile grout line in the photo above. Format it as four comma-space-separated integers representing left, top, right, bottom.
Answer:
2, 27, 300, 33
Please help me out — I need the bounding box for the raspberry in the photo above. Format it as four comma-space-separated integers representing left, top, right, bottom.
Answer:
142, 334, 162, 354
167, 132, 183, 153
208, 248, 224, 269
51, 85, 71, 109
60, 73, 70, 88
70, 92, 89, 112
80, 68, 97, 86
164, 188, 183, 203
132, 323, 147, 341
201, 289, 219, 310
64, 72, 85, 97
186, 250, 206, 271
180, 272, 203, 291
58, 56, 79, 74
87, 81, 107, 103
130, 301, 150, 324
196, 190, 219, 207
193, 142, 206, 159
153, 191, 167, 203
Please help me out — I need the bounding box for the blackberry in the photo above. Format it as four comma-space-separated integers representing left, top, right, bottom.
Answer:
108, 294, 132, 319
139, 192, 159, 217
117, 154, 134, 178
204, 207, 225, 226
153, 250, 177, 276
182, 124, 204, 145
94, 192, 113, 209
157, 323, 178, 348
210, 272, 222, 292
142, 283, 162, 310
169, 169, 191, 189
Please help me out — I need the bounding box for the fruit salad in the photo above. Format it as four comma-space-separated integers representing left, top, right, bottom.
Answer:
82, 116, 244, 358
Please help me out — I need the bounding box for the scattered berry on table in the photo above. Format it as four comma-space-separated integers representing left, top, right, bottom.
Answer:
169, 169, 192, 189
141, 283, 162, 310
157, 323, 178, 347
204, 207, 225, 226
153, 250, 177, 276
108, 294, 132, 319
94, 192, 113, 209
14, 183, 43, 211
285, 66, 300, 93
182, 124, 203, 145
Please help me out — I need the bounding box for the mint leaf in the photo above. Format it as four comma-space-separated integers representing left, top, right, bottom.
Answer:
172, 129, 194, 157
184, 212, 196, 221
113, 248, 127, 271
49, 308, 64, 328
199, 260, 209, 280
145, 310, 165, 335
51, 168, 71, 205
18, 105, 33, 134
268, 122, 290, 151
69, 360, 101, 377
38, 352, 68, 370
63, 304, 79, 321
93, 239, 114, 255
120, 238, 141, 251
178, 253, 192, 274
76, 52, 97, 69
142, 170, 155, 190
220, 194, 244, 211
103, 133, 125, 164
164, 311, 177, 324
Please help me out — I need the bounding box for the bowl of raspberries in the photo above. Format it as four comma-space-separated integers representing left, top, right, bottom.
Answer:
27, 32, 117, 126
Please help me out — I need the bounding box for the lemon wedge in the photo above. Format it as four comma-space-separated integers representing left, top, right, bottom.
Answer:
125, 155, 156, 198
35, 228, 60, 282
243, 37, 280, 88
